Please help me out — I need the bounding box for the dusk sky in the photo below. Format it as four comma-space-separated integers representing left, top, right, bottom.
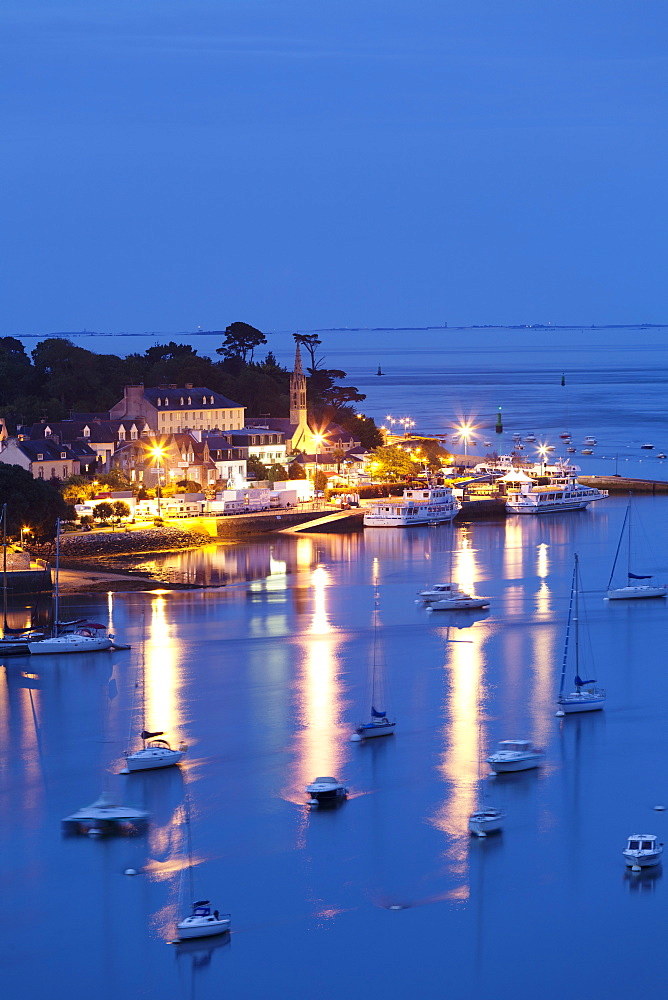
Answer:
2, 1, 667, 337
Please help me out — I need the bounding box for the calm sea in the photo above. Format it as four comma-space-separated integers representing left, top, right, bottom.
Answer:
4, 329, 668, 997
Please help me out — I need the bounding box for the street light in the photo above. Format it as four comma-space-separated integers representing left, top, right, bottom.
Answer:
385, 415, 396, 441
537, 444, 549, 474
458, 423, 473, 456
150, 445, 166, 516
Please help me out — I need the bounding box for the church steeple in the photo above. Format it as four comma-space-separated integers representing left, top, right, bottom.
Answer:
290, 342, 307, 426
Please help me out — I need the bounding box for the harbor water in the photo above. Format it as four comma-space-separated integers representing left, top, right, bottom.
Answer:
4, 494, 668, 997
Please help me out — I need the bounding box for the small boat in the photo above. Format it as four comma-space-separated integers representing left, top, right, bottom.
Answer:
556, 554, 605, 715
605, 498, 666, 600
641, 443, 654, 450
658, 453, 666, 460
419, 525, 490, 610
376, 365, 384, 376
545, 445, 556, 452
487, 740, 544, 773
560, 432, 571, 440
583, 436, 597, 445
581, 448, 593, 455
122, 611, 187, 772
351, 589, 395, 741
524, 433, 536, 443
483, 440, 492, 448
567, 446, 576, 453
176, 798, 230, 941
623, 834, 663, 869
305, 777, 348, 806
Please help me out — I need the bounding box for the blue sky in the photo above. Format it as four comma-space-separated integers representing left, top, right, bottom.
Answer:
2, 1, 667, 337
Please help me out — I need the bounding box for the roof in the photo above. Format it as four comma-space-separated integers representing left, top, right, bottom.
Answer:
28, 419, 148, 443
16, 439, 78, 462
143, 387, 243, 411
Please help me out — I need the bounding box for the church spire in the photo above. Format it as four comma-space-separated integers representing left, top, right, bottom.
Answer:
290, 342, 307, 426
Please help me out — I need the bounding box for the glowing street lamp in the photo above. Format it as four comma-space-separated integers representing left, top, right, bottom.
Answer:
385, 415, 396, 441
537, 444, 549, 474
458, 423, 473, 456
150, 445, 166, 516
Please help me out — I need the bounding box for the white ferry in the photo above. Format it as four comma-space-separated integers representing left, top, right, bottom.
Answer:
504, 468, 608, 514
363, 486, 460, 527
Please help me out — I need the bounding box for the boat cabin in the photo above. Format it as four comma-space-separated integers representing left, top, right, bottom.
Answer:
626, 835, 660, 852
496, 740, 532, 753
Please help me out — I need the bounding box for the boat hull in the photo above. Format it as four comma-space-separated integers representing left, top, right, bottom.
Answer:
558, 688, 605, 714
364, 509, 458, 527
506, 497, 605, 514
623, 851, 662, 868
123, 748, 185, 772
28, 635, 114, 654
487, 754, 544, 773
356, 720, 396, 739
607, 586, 666, 600
426, 598, 489, 611
177, 915, 231, 939
469, 809, 504, 836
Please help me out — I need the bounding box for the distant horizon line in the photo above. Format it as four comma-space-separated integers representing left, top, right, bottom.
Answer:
10, 322, 668, 339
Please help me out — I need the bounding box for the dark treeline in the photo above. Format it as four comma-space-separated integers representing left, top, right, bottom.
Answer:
0, 323, 382, 448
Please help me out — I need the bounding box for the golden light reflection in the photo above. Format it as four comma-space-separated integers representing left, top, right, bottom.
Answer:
296, 536, 314, 569
145, 595, 180, 738
287, 565, 348, 806
432, 630, 485, 900
503, 519, 525, 580
453, 536, 477, 596
19, 686, 43, 813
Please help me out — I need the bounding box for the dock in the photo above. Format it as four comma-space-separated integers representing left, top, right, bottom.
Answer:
279, 509, 365, 534
578, 476, 668, 494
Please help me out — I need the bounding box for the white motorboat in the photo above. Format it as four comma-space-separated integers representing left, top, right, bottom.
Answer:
583, 436, 597, 445
121, 610, 186, 772
606, 498, 666, 600
305, 777, 348, 805
177, 901, 231, 940
176, 797, 230, 941
363, 486, 459, 527
524, 433, 536, 443
567, 446, 576, 454
581, 448, 593, 455
623, 834, 663, 868
556, 554, 605, 715
352, 588, 396, 741
504, 466, 608, 514
419, 582, 490, 610
61, 791, 149, 837
641, 443, 654, 450
487, 740, 544, 773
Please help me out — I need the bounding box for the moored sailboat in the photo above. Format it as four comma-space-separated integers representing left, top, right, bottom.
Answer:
556, 554, 605, 716
351, 589, 395, 741
176, 797, 230, 940
606, 498, 666, 600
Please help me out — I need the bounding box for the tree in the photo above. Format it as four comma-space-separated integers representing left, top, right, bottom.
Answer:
111, 500, 130, 521
368, 445, 421, 482
175, 479, 202, 492
97, 469, 135, 492
62, 475, 95, 505
216, 322, 267, 364
293, 333, 323, 370
331, 447, 346, 473
0, 463, 72, 538
287, 461, 306, 480
407, 438, 453, 471
267, 463, 288, 482
313, 469, 328, 492
93, 501, 114, 523
246, 456, 268, 481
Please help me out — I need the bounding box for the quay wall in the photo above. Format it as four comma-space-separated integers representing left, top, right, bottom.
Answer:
578, 476, 668, 494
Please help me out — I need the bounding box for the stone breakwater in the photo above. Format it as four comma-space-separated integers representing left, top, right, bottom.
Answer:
61, 527, 213, 556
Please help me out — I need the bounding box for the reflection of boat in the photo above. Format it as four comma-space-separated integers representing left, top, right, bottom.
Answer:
305, 777, 348, 806
487, 740, 544, 773
62, 790, 149, 837
28, 519, 114, 654
352, 589, 395, 741
556, 554, 605, 715
623, 834, 663, 869
606, 499, 666, 600
177, 798, 230, 940
363, 486, 459, 527
122, 611, 186, 773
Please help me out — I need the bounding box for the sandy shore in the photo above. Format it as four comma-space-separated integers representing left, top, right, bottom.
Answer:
57, 567, 162, 593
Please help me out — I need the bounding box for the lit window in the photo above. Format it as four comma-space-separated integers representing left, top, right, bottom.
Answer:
61, 451, 67, 459
37, 453, 43, 460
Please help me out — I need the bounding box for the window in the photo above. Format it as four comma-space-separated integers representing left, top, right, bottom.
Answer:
63, 466, 68, 477
180, 397, 184, 405
51, 468, 56, 478
157, 397, 162, 406
37, 453, 43, 460
202, 396, 206, 405
61, 451, 67, 459
38, 467, 44, 478
187, 396, 191, 405
164, 397, 169, 406
210, 396, 214, 404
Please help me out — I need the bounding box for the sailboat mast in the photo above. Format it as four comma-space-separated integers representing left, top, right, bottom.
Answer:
185, 796, 195, 903
627, 494, 632, 585
606, 503, 629, 591
559, 557, 577, 697
573, 553, 580, 689
2, 504, 7, 633
53, 518, 60, 637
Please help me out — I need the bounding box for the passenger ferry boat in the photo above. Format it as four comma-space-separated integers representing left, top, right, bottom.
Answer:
504, 467, 608, 515
363, 486, 460, 527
